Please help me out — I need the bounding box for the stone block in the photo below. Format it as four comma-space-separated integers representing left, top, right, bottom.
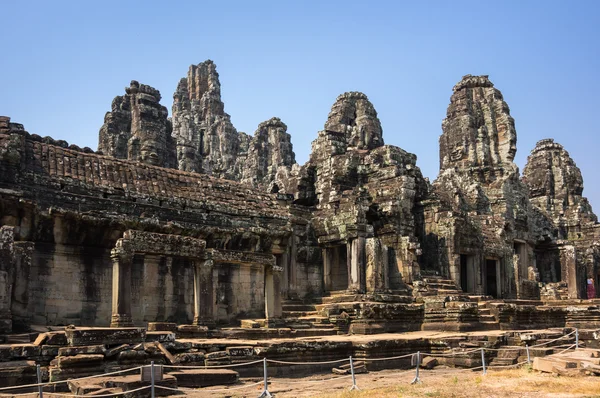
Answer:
65, 327, 145, 346
49, 365, 105, 382
57, 354, 104, 368
58, 345, 105, 357
147, 322, 177, 332
173, 352, 205, 365
34, 332, 67, 346
145, 331, 175, 343
226, 346, 254, 357
169, 369, 239, 388
105, 344, 130, 358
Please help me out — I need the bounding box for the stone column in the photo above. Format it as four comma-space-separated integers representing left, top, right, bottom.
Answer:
0, 271, 12, 333
265, 265, 283, 325
110, 245, 134, 328
0, 227, 15, 333
348, 237, 366, 293
366, 238, 388, 293
560, 245, 580, 299
193, 259, 215, 327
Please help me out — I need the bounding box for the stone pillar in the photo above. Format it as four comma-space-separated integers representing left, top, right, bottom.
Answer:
366, 238, 388, 293
265, 265, 283, 325
110, 245, 134, 328
0, 271, 12, 333
0, 227, 15, 333
348, 237, 366, 293
193, 259, 215, 327
560, 245, 580, 299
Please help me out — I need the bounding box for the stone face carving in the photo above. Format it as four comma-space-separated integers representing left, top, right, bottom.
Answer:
241, 117, 296, 190
439, 75, 516, 173
2, 66, 600, 337
523, 138, 597, 238
98, 81, 175, 168
324, 91, 384, 151
171, 61, 242, 179
424, 74, 537, 299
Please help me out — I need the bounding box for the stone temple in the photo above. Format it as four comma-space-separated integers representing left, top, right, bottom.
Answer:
1, 62, 600, 342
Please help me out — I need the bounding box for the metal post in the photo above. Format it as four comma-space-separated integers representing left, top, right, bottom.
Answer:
575, 328, 579, 349
481, 348, 486, 375
36, 364, 43, 398
258, 357, 273, 398
411, 351, 421, 384
150, 361, 155, 398
526, 345, 531, 364
349, 356, 359, 391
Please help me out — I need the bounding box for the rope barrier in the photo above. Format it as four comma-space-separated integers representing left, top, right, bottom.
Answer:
0, 328, 587, 394
163, 359, 264, 369
270, 374, 354, 384
361, 353, 414, 362
555, 344, 577, 355
266, 358, 349, 365
421, 347, 482, 357
197, 381, 264, 392
528, 330, 576, 348
0, 366, 143, 392
44, 386, 150, 398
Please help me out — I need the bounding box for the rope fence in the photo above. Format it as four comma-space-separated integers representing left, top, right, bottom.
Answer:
0, 328, 582, 398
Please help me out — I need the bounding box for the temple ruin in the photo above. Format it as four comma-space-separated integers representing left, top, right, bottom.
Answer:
1, 62, 600, 388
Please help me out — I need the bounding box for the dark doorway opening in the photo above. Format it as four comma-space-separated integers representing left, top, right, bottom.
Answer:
485, 259, 498, 298
331, 245, 348, 291
460, 254, 468, 293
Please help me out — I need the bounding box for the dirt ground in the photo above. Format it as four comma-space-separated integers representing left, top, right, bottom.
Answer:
183, 366, 600, 398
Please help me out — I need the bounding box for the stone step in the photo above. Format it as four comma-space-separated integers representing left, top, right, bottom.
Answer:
282, 310, 319, 317
478, 314, 496, 322
293, 328, 338, 337
478, 308, 491, 315
479, 321, 500, 330
320, 294, 414, 304
281, 304, 318, 312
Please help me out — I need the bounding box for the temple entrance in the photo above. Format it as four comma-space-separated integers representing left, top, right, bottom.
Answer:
460, 255, 468, 292
485, 259, 499, 298
459, 254, 476, 293
323, 245, 349, 291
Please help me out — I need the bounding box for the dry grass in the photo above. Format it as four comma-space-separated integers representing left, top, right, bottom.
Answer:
310, 368, 600, 398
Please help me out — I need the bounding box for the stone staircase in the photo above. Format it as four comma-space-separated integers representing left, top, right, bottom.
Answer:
421, 276, 463, 296
281, 300, 339, 336
475, 300, 500, 330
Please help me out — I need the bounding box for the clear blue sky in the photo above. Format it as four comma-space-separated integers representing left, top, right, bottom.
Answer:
2, 1, 599, 211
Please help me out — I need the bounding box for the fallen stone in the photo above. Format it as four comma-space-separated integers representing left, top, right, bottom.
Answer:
147, 322, 177, 332
145, 331, 175, 343
105, 344, 130, 358
58, 345, 105, 357
170, 369, 239, 388
57, 354, 104, 368
65, 328, 145, 346
422, 356, 438, 369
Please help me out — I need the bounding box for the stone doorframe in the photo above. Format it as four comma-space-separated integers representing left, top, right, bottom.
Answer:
207, 249, 282, 323
110, 230, 209, 328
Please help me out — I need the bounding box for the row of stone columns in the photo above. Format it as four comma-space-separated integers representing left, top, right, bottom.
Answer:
110, 247, 283, 328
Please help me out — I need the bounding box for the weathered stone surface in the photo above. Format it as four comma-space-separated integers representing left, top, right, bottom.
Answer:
169, 368, 239, 388
171, 60, 241, 177
241, 117, 296, 191
65, 328, 145, 346
98, 81, 175, 168
1, 64, 600, 341
58, 345, 105, 357
57, 354, 104, 368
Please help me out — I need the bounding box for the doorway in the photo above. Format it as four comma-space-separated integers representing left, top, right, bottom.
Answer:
460, 254, 468, 292
485, 259, 498, 298
324, 245, 348, 291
